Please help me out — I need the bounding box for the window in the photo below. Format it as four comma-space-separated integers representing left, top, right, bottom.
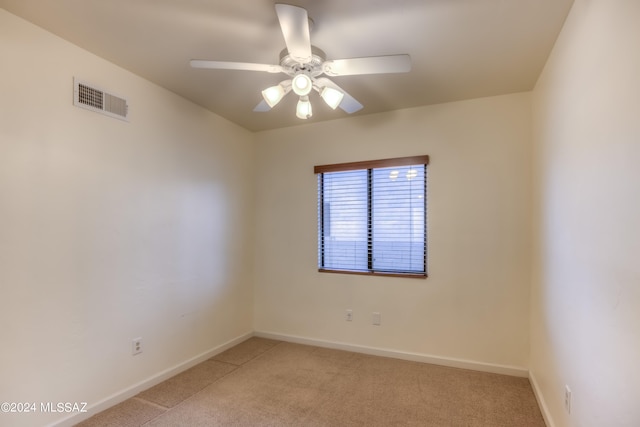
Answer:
315, 156, 428, 278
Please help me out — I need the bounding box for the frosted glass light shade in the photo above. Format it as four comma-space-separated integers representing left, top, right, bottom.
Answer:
262, 84, 286, 108
320, 86, 344, 109
296, 96, 312, 119
292, 73, 312, 96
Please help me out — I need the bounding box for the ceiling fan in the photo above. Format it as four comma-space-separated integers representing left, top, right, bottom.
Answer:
190, 3, 411, 120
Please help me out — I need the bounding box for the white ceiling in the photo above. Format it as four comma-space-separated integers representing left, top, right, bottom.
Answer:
1, 0, 574, 132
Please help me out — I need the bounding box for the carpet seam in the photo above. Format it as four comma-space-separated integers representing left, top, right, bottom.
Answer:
131, 396, 170, 411
212, 340, 284, 367
144, 340, 282, 415
139, 341, 284, 423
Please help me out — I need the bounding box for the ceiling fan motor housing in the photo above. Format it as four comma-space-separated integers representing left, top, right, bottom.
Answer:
279, 46, 326, 77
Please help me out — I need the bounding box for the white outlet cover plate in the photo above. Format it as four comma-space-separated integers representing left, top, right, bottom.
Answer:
373, 312, 381, 325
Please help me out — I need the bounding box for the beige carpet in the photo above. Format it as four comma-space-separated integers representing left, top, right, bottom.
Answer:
76, 337, 545, 426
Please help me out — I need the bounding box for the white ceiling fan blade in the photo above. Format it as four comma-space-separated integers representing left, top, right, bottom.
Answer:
253, 100, 271, 112
322, 55, 411, 77
190, 60, 283, 73
275, 4, 312, 63
315, 78, 363, 114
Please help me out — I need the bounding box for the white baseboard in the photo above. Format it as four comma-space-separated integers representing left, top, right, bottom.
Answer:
529, 370, 555, 427
50, 331, 253, 427
254, 330, 529, 378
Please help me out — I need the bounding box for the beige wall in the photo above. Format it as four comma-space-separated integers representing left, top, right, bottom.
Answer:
531, 0, 640, 426
0, 10, 255, 427
253, 93, 533, 369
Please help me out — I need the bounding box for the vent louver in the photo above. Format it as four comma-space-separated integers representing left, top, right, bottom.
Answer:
73, 78, 129, 121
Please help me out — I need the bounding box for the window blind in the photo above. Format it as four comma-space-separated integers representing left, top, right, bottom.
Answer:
315, 156, 428, 277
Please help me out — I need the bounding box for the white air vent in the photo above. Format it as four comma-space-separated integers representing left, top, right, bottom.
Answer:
73, 78, 129, 121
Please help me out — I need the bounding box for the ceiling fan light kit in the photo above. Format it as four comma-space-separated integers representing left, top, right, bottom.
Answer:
190, 3, 411, 120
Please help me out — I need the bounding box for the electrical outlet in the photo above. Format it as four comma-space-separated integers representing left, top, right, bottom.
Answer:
564, 385, 572, 414
372, 312, 381, 326
345, 309, 353, 321
132, 337, 143, 355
